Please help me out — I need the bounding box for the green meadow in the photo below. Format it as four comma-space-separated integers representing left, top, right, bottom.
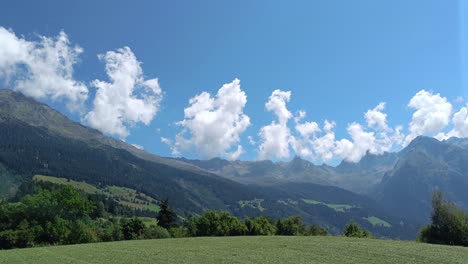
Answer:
1, 236, 467, 264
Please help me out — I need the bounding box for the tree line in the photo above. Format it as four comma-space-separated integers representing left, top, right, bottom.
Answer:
0, 182, 374, 249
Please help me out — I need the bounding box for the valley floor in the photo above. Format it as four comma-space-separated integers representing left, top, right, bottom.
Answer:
1, 236, 467, 264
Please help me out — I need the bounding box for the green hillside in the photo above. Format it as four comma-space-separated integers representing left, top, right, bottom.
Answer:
1, 236, 467, 264
33, 175, 160, 213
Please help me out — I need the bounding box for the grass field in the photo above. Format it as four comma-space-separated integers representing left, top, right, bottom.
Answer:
1, 236, 467, 264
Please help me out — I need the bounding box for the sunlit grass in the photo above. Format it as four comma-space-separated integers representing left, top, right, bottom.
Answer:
1, 236, 467, 264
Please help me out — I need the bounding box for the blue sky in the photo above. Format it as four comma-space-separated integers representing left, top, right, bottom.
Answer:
1, 0, 468, 164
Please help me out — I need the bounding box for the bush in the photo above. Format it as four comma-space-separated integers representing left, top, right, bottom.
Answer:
95, 218, 122, 242
343, 221, 372, 238
308, 224, 328, 236
217, 211, 247, 236
0, 227, 39, 249
144, 225, 170, 239
64, 220, 97, 245
187, 211, 247, 237
276, 216, 306, 236
121, 217, 145, 240
417, 225, 430, 243
245, 216, 277, 236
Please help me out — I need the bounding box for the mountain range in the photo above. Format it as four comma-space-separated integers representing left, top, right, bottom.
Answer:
1, 89, 468, 239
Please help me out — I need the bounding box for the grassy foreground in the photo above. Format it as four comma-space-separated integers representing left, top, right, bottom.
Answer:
1, 236, 467, 264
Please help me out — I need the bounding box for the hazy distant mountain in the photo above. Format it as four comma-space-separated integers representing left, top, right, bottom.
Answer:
0, 90, 413, 238
177, 156, 337, 186
444, 137, 468, 150
375, 136, 468, 224
178, 152, 398, 194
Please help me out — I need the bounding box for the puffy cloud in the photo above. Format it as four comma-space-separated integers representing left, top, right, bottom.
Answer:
290, 111, 322, 159
168, 79, 250, 159
0, 28, 29, 77
84, 47, 162, 138
335, 123, 377, 162
335, 103, 404, 162
257, 90, 292, 160
0, 27, 88, 111
295, 122, 320, 137
450, 105, 468, 137
265, 90, 292, 124
311, 120, 337, 161
404, 90, 452, 145
438, 104, 468, 139
365, 102, 389, 131
290, 102, 402, 163
258, 122, 292, 160
256, 91, 401, 163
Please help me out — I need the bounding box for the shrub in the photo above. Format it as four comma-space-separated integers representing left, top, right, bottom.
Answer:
121, 217, 145, 240
64, 220, 97, 245
144, 225, 170, 239
308, 224, 328, 236
276, 216, 306, 236
96, 218, 122, 242
187, 211, 247, 237
343, 221, 372, 238
245, 216, 277, 236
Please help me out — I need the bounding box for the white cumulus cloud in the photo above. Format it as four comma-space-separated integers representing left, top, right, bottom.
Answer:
365, 102, 389, 131
290, 102, 402, 163
289, 111, 322, 159
167, 79, 250, 159
257, 90, 292, 160
335, 123, 377, 162
438, 104, 468, 140
311, 120, 337, 161
84, 47, 162, 138
450, 105, 468, 137
0, 27, 88, 111
404, 90, 452, 145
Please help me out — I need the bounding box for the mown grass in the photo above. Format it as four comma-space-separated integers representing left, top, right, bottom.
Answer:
1, 236, 467, 264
